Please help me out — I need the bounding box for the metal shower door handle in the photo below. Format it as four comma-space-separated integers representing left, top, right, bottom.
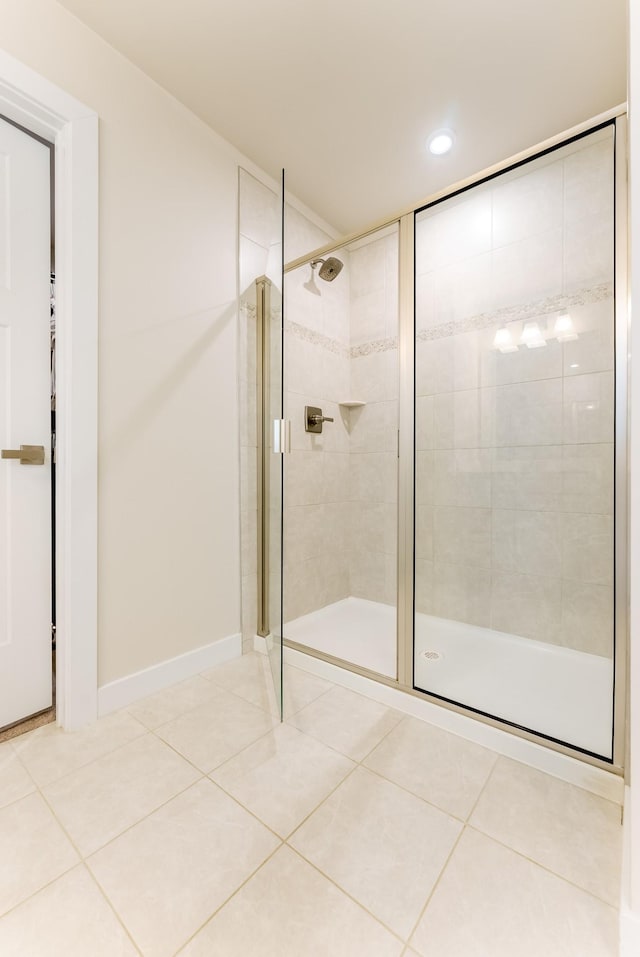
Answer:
1, 444, 45, 465
273, 419, 291, 454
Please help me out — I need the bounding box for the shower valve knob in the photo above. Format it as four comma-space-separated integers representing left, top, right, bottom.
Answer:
305, 406, 334, 433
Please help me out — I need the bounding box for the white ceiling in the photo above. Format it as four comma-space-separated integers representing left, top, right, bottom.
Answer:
57, 0, 626, 235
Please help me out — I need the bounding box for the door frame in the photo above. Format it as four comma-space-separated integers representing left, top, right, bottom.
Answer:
0, 50, 98, 730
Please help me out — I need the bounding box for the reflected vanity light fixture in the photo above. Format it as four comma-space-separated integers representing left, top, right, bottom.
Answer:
554, 313, 578, 342
520, 321, 546, 349
427, 129, 455, 155
493, 325, 518, 353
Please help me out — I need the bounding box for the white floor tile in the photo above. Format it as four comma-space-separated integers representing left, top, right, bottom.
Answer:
0, 792, 79, 916
280, 664, 334, 717
12, 712, 146, 787
43, 733, 201, 855
0, 865, 137, 956
364, 716, 497, 820
211, 723, 354, 837
88, 778, 279, 957
0, 742, 35, 810
127, 675, 223, 730
470, 757, 622, 905
410, 827, 618, 957
0, 655, 624, 956
201, 651, 270, 692
177, 846, 403, 957
290, 766, 461, 939
155, 688, 276, 772
288, 685, 403, 761
203, 652, 332, 717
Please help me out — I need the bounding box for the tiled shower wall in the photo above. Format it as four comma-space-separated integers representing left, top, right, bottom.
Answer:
283, 229, 400, 622
414, 129, 615, 657
283, 252, 352, 623
348, 232, 399, 607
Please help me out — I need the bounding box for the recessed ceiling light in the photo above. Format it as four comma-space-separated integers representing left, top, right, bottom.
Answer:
427, 129, 455, 156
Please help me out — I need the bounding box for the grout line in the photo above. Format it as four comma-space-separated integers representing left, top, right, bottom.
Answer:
35, 761, 194, 858
0, 859, 79, 925
284, 763, 360, 844
82, 863, 145, 957
355, 712, 406, 766
401, 822, 466, 949
28, 734, 229, 872
9, 713, 149, 791
465, 823, 621, 911
0, 783, 39, 815
205, 779, 287, 843
284, 702, 403, 764
359, 759, 468, 822
169, 839, 285, 956
284, 845, 407, 948
465, 750, 501, 822
201, 724, 280, 776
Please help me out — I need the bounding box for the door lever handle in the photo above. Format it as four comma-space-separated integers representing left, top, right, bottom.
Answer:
1, 445, 45, 465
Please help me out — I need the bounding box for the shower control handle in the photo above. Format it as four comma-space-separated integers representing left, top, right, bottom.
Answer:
305, 406, 334, 434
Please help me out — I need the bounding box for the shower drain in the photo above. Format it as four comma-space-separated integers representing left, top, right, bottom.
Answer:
420, 650, 442, 662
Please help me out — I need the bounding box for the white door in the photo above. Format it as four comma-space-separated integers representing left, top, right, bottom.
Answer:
0, 117, 52, 728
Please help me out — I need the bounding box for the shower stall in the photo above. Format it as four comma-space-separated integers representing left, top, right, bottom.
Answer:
238, 109, 627, 772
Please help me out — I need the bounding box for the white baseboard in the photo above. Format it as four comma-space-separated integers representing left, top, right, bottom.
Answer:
620, 907, 640, 955
620, 786, 640, 956
253, 634, 273, 655
284, 646, 624, 805
98, 633, 242, 716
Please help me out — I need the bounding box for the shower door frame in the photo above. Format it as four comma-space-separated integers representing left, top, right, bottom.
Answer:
282, 104, 628, 777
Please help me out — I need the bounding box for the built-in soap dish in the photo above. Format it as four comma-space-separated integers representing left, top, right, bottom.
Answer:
338, 400, 366, 409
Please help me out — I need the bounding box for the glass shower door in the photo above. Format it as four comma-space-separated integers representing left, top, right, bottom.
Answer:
238, 167, 284, 719
281, 223, 400, 679
266, 277, 284, 718
266, 174, 285, 719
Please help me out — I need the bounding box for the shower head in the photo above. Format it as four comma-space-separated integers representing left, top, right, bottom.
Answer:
312, 257, 344, 282
303, 256, 344, 296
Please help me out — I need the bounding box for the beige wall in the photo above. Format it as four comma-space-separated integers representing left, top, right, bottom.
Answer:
0, 0, 250, 684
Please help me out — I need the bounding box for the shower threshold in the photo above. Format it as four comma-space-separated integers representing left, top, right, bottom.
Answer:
284, 596, 613, 759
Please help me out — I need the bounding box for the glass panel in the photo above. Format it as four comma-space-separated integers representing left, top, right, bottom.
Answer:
267, 173, 284, 718
283, 223, 400, 678
268, 292, 284, 717
413, 125, 616, 759
238, 168, 284, 717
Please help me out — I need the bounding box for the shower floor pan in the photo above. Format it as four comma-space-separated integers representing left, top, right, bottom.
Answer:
285, 596, 613, 758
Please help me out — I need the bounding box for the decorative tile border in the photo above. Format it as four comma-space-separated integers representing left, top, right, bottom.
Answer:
350, 337, 398, 357
240, 299, 256, 320
246, 282, 613, 358
285, 319, 350, 357
417, 282, 613, 342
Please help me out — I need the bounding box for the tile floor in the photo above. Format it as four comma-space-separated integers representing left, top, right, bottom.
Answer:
0, 653, 623, 956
